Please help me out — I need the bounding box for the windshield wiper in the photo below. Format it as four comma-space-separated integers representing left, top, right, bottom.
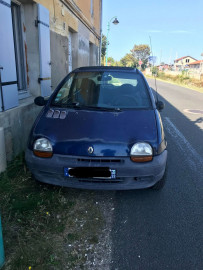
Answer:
52, 102, 82, 108
51, 103, 122, 111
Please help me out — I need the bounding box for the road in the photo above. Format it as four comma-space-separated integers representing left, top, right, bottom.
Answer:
110, 79, 203, 270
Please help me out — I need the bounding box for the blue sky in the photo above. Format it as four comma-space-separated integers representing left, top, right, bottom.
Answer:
102, 0, 203, 64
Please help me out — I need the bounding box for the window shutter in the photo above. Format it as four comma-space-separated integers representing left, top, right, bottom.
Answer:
37, 4, 51, 97
68, 32, 73, 72
0, 0, 18, 111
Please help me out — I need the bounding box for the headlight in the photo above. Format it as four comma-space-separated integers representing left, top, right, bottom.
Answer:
33, 138, 53, 158
130, 142, 153, 162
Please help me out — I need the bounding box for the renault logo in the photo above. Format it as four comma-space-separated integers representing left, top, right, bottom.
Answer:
88, 146, 94, 154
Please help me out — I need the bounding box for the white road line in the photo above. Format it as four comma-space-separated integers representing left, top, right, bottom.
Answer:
164, 117, 203, 174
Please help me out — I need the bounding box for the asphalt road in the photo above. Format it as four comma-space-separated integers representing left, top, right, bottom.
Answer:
111, 79, 203, 270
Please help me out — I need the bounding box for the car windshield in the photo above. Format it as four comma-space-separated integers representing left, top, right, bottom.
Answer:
51, 71, 152, 109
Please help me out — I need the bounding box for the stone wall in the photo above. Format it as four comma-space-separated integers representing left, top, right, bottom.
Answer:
0, 98, 41, 161
50, 31, 69, 90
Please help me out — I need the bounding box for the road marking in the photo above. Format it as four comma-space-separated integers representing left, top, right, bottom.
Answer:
164, 117, 203, 175
183, 109, 203, 115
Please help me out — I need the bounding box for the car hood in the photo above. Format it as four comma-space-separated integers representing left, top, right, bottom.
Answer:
32, 108, 158, 156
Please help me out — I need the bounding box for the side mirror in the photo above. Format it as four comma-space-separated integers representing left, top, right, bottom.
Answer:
156, 100, 165, 111
34, 96, 47, 106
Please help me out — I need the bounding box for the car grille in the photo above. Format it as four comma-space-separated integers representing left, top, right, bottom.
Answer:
77, 158, 124, 163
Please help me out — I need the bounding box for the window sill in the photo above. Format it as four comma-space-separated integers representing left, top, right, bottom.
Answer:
19, 96, 35, 106
18, 90, 30, 100
0, 96, 35, 116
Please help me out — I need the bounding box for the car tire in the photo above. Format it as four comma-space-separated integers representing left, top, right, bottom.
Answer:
151, 165, 167, 190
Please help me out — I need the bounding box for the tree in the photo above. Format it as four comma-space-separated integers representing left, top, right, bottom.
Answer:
101, 35, 108, 65
120, 53, 137, 67
107, 57, 115, 66
101, 35, 107, 58
131, 44, 150, 69
131, 44, 150, 61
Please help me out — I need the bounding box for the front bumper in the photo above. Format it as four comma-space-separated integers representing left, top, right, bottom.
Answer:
25, 150, 167, 190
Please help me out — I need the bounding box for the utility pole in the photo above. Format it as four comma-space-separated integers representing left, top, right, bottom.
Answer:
200, 53, 203, 80
160, 49, 162, 65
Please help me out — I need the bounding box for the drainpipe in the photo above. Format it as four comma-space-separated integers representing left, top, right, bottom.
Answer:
0, 67, 4, 112
0, 215, 4, 269
0, 127, 7, 173
99, 0, 103, 66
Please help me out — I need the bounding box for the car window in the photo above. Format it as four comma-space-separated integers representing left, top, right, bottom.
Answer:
52, 74, 74, 105
52, 71, 152, 109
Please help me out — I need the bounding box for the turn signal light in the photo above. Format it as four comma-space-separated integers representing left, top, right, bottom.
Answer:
130, 156, 153, 162
33, 150, 53, 158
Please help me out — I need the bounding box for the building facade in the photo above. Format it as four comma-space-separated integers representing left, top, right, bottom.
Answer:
174, 56, 197, 70
188, 60, 203, 70
0, 0, 102, 161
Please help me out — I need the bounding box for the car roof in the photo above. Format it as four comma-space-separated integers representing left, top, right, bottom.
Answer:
73, 66, 140, 74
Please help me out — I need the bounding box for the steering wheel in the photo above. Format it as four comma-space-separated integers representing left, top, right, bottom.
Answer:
113, 95, 138, 107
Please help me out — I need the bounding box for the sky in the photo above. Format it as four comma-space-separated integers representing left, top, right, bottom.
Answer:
102, 0, 203, 64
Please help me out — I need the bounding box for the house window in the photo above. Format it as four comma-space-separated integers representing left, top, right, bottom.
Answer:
11, 2, 27, 92
91, 0, 94, 17
89, 42, 94, 65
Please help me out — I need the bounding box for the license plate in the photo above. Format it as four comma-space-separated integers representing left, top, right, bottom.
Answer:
64, 167, 116, 179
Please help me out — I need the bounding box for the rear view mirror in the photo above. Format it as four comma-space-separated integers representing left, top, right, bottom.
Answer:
104, 75, 112, 81
97, 75, 112, 81
34, 96, 47, 106
156, 100, 165, 111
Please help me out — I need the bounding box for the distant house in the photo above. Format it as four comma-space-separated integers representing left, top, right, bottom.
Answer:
174, 56, 197, 70
188, 60, 203, 70
157, 64, 171, 71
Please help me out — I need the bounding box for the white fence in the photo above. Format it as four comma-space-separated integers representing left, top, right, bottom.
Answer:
164, 70, 203, 80
145, 68, 203, 80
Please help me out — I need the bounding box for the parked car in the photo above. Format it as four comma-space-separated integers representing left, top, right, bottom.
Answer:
26, 66, 167, 190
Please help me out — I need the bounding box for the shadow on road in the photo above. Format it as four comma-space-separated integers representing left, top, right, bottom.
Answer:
111, 90, 203, 270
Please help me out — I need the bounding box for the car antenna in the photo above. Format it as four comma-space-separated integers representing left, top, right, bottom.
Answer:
149, 36, 159, 102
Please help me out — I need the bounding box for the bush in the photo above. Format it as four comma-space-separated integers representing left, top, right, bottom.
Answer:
151, 66, 159, 76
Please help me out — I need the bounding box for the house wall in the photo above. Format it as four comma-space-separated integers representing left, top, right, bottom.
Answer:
76, 0, 101, 33
35, 0, 101, 89
189, 64, 200, 69
174, 56, 197, 69
0, 0, 102, 162
0, 98, 41, 161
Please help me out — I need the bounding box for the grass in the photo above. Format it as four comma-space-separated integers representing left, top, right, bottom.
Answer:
0, 154, 106, 270
146, 72, 203, 93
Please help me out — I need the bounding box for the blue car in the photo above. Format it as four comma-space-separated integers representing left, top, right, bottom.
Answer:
26, 66, 167, 190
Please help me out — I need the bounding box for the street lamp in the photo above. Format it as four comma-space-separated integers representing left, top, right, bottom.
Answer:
105, 16, 119, 66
